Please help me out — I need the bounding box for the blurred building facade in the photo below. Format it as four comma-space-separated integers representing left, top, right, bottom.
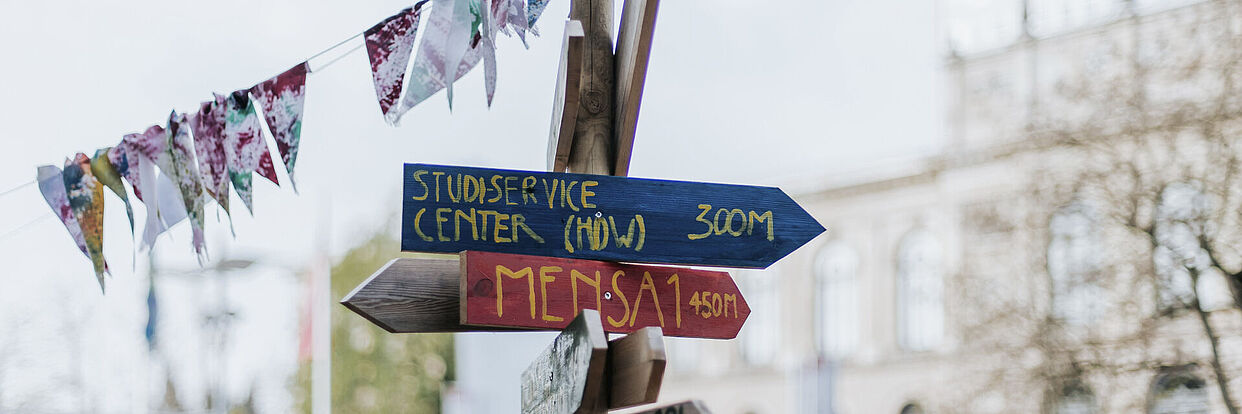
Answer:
656, 0, 1242, 413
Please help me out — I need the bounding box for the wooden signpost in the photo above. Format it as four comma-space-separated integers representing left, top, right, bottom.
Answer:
522, 310, 609, 414
344, 0, 826, 411
401, 163, 825, 268
461, 251, 750, 339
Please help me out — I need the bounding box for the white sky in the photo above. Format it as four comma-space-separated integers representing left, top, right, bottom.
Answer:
0, 0, 941, 412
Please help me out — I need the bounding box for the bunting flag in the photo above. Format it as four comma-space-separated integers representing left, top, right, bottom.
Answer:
91, 147, 134, 236
64, 153, 108, 293
223, 89, 279, 214
37, 165, 92, 262
116, 125, 183, 249
527, 0, 549, 29
162, 112, 207, 259
191, 94, 232, 218
479, 0, 503, 105
33, 1, 555, 292
250, 63, 309, 189
489, 0, 528, 42
115, 125, 168, 204
365, 2, 428, 124
398, 0, 485, 118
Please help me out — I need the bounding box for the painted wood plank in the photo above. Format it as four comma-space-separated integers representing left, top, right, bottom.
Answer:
546, 20, 585, 173
521, 309, 609, 414
607, 327, 666, 409
401, 163, 826, 268
340, 257, 524, 333
612, 0, 659, 177
461, 251, 750, 339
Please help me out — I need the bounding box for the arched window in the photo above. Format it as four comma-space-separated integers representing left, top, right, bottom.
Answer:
900, 403, 925, 414
1048, 203, 1104, 325
896, 229, 944, 351
1153, 183, 1231, 312
738, 269, 779, 366
816, 241, 859, 360
1149, 370, 1209, 414
1053, 382, 1097, 414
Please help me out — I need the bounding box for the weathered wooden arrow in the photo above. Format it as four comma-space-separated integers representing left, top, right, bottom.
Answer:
632, 400, 713, 414
521, 309, 609, 414
340, 257, 520, 333
461, 251, 750, 339
606, 326, 666, 409
343, 253, 750, 339
401, 163, 825, 268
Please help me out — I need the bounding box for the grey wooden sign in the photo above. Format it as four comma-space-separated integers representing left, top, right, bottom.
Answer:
521, 309, 608, 414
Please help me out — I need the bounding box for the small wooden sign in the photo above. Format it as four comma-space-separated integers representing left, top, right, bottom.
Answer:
632, 400, 713, 414
521, 309, 609, 414
461, 251, 750, 339
607, 327, 666, 409
402, 163, 825, 268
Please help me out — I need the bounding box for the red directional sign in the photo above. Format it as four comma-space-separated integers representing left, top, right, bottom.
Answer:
460, 251, 750, 339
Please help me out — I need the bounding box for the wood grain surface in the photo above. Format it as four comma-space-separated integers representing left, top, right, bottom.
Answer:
546, 20, 585, 173
401, 163, 825, 268
612, 0, 659, 177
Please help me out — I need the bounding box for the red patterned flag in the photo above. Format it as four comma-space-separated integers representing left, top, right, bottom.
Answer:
114, 125, 168, 204
64, 153, 108, 293
223, 90, 279, 214
365, 2, 428, 124
191, 94, 231, 216
251, 63, 308, 189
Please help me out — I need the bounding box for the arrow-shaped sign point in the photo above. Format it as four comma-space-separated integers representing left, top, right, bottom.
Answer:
340, 257, 520, 333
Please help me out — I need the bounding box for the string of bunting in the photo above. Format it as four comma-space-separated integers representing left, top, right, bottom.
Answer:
35, 0, 553, 293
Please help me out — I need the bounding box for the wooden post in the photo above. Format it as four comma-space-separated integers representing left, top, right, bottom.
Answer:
567, 0, 615, 175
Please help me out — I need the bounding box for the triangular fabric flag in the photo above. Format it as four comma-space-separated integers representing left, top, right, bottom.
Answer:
162, 111, 207, 260
37, 165, 92, 261
223, 90, 279, 214
117, 125, 187, 250
191, 94, 232, 218
91, 147, 134, 236
153, 171, 189, 235
250, 63, 309, 190
439, 0, 480, 108
527, 0, 550, 32
114, 125, 169, 204
365, 2, 428, 124
496, 0, 530, 45
63, 153, 108, 293
397, 0, 488, 119
478, 0, 501, 106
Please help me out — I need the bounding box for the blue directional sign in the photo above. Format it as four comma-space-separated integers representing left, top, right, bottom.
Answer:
401, 164, 825, 268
